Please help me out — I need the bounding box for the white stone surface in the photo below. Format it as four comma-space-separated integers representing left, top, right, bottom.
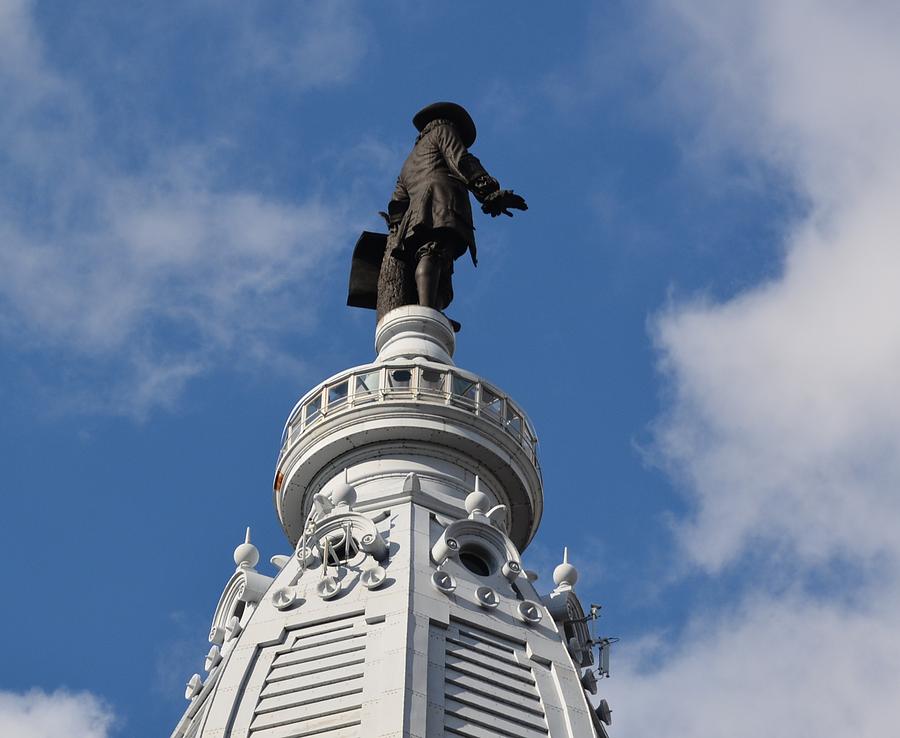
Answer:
170, 307, 609, 738
375, 306, 456, 365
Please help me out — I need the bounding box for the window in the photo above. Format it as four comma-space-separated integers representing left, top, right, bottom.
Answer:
481, 386, 503, 419
458, 543, 495, 576
419, 368, 446, 393
354, 371, 380, 401
327, 380, 349, 410
304, 393, 322, 425
388, 368, 412, 389
452, 375, 478, 403
506, 408, 523, 436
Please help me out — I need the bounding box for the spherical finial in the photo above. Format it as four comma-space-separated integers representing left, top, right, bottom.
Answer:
233, 527, 259, 569
552, 547, 578, 588
464, 477, 489, 515
331, 469, 357, 508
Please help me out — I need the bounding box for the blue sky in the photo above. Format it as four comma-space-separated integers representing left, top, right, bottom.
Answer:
3, 1, 900, 736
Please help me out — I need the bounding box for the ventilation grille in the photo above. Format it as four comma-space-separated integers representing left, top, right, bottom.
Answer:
443, 620, 549, 738
250, 611, 366, 738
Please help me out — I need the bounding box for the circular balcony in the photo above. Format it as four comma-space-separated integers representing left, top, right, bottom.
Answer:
278, 362, 540, 471
273, 307, 544, 551
274, 358, 543, 551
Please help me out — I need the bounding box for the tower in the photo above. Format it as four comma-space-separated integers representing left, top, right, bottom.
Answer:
170, 306, 613, 737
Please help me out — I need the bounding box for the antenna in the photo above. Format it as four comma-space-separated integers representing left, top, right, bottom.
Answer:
594, 637, 619, 678
587, 603, 602, 641
577, 603, 618, 678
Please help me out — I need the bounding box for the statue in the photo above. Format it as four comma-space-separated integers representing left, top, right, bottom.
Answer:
347, 102, 527, 330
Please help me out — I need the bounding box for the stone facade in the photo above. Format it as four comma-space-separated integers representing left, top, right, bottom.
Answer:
170, 307, 611, 738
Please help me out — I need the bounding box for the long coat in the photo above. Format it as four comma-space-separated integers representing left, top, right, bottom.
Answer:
389, 119, 480, 267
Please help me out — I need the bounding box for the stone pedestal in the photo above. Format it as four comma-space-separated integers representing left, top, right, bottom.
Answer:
375, 306, 456, 365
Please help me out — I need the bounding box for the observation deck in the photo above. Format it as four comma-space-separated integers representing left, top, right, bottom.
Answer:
273, 306, 544, 551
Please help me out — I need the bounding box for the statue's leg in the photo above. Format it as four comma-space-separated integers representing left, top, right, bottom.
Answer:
414, 244, 442, 309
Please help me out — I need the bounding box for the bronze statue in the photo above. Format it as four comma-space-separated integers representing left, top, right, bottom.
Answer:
347, 102, 526, 330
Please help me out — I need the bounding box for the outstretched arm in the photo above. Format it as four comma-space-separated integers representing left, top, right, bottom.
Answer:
432, 124, 497, 198
432, 123, 527, 217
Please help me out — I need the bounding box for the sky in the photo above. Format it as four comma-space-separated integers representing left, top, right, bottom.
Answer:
2, 1, 899, 736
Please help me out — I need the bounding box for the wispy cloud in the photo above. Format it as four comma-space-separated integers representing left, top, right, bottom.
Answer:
606, 585, 900, 737
236, 0, 370, 89
598, 1, 900, 735
650, 0, 900, 575
0, 0, 363, 417
0, 689, 115, 738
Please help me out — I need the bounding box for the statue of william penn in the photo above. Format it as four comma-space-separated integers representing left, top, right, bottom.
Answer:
347, 102, 527, 330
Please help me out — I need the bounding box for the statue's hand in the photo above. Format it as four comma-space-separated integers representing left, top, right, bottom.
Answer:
481, 190, 528, 218
471, 174, 500, 201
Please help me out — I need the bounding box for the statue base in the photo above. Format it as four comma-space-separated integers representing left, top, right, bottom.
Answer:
375, 306, 456, 365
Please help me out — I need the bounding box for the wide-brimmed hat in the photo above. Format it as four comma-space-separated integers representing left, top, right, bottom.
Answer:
412, 102, 476, 147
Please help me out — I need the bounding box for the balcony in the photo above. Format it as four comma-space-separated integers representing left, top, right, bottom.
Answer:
279, 363, 539, 471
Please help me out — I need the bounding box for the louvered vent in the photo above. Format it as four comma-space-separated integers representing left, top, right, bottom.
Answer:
443, 620, 549, 737
250, 611, 366, 738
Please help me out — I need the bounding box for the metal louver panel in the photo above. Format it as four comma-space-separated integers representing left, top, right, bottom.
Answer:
443, 620, 549, 738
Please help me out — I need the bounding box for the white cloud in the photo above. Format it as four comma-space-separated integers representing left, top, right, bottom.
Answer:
0, 0, 355, 416
237, 0, 369, 89
601, 2, 900, 736
606, 586, 900, 738
650, 0, 900, 574
0, 689, 115, 738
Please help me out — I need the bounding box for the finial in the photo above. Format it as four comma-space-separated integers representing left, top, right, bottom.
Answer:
233, 526, 260, 569
331, 468, 357, 508
465, 476, 490, 517
553, 547, 578, 588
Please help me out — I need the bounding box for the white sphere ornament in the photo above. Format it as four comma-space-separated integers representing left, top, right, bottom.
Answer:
233, 527, 259, 569
464, 491, 489, 515
464, 475, 491, 515
553, 547, 578, 588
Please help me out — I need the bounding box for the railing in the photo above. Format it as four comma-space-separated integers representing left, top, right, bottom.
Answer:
279, 364, 540, 469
